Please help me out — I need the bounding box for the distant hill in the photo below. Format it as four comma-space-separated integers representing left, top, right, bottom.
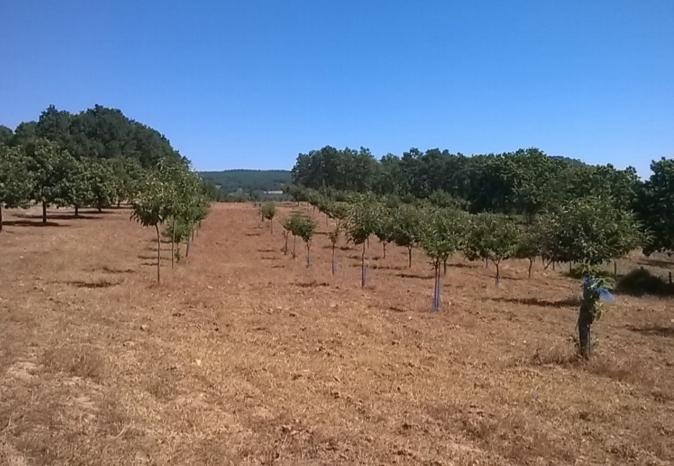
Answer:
199, 169, 291, 194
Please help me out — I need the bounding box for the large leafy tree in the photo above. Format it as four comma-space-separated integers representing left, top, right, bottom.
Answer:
0, 145, 33, 230
26, 139, 78, 223
637, 158, 674, 254
538, 196, 642, 358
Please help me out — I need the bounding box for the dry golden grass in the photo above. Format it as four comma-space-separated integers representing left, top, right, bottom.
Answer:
1, 203, 673, 465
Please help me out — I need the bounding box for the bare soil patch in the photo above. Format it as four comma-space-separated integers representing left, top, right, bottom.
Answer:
1, 203, 673, 465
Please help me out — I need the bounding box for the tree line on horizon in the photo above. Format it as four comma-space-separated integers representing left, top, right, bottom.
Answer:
290, 145, 674, 254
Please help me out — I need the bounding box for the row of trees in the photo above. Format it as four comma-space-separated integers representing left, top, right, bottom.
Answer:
275, 188, 643, 358
0, 140, 145, 227
132, 160, 210, 283
1, 105, 212, 284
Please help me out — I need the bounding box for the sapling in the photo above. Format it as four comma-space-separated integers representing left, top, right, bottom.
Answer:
261, 202, 276, 233
419, 208, 467, 311
328, 223, 340, 275
391, 204, 422, 268
345, 198, 381, 287
464, 213, 519, 286
291, 215, 317, 267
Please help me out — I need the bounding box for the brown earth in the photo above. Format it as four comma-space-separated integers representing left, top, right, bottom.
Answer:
0, 203, 673, 465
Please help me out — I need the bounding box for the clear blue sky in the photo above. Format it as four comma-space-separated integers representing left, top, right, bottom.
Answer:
1, 0, 673, 175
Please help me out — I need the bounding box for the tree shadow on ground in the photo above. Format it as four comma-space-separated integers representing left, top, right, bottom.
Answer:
636, 257, 673, 268
627, 325, 674, 338
245, 232, 262, 237
97, 265, 135, 274
62, 280, 120, 289
138, 254, 170, 261
489, 296, 580, 308
257, 248, 276, 253
371, 264, 407, 271
293, 281, 330, 288
1, 220, 67, 228
397, 272, 435, 280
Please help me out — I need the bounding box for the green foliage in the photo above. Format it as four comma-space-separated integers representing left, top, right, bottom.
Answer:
538, 196, 642, 266
0, 145, 33, 209
199, 169, 290, 194
637, 158, 674, 255
464, 213, 519, 265
290, 215, 317, 243
373, 205, 395, 245
390, 204, 422, 249
419, 208, 467, 264
345, 197, 381, 245
26, 139, 79, 210
260, 202, 276, 221
291, 146, 641, 218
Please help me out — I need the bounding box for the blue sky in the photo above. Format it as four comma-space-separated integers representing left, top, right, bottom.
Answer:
1, 1, 673, 175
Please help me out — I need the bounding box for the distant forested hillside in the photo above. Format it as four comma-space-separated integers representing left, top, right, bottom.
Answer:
199, 169, 291, 194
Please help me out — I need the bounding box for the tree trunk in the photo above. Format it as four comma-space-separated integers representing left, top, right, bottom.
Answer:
283, 233, 288, 255
484, 258, 488, 269
578, 307, 593, 359
42, 201, 47, 224
613, 261, 617, 278
117, 199, 121, 208
155, 224, 161, 284
270, 219, 274, 234
528, 258, 533, 279
74, 205, 79, 217
0, 204, 3, 232
292, 236, 296, 259
361, 242, 367, 288
432, 263, 442, 312
306, 242, 311, 267
443, 258, 448, 276
171, 218, 176, 269
495, 261, 501, 286
98, 204, 102, 213
552, 261, 556, 271
408, 247, 412, 268
382, 242, 386, 259
186, 235, 191, 258
331, 244, 336, 275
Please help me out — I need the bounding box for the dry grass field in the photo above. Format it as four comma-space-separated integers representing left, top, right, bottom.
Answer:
1, 203, 673, 465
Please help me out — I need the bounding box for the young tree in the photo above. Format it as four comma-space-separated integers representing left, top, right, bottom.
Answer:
419, 208, 467, 311
345, 198, 381, 287
85, 158, 116, 212
373, 205, 395, 259
69, 158, 93, 217
260, 202, 277, 233
538, 196, 641, 358
515, 224, 542, 278
0, 145, 33, 231
131, 172, 172, 284
464, 213, 519, 285
391, 204, 422, 268
328, 223, 340, 275
290, 215, 317, 267
282, 216, 294, 255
